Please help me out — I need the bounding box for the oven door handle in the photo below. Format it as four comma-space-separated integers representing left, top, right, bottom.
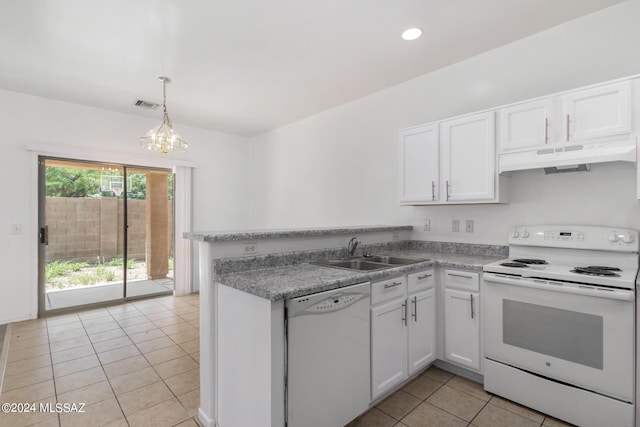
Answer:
483, 273, 635, 302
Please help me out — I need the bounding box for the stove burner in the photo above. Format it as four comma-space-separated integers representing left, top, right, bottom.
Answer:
512, 258, 548, 265
500, 262, 529, 268
571, 266, 621, 277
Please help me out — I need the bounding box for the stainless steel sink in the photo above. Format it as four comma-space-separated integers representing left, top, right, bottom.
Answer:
312, 260, 390, 271
362, 256, 423, 265
312, 255, 428, 272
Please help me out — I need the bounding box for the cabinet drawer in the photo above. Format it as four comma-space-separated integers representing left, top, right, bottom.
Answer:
443, 269, 479, 292
372, 276, 407, 305
408, 269, 435, 294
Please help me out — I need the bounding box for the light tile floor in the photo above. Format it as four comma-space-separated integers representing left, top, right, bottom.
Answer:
0, 293, 574, 427
0, 294, 201, 427
349, 366, 574, 427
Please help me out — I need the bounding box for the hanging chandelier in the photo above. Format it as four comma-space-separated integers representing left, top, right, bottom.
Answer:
140, 76, 188, 153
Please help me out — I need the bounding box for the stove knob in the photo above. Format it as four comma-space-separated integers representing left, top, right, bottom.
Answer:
623, 234, 635, 244
521, 231, 530, 238
608, 233, 619, 242
511, 230, 520, 238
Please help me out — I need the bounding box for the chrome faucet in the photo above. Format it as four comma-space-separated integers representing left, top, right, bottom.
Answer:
347, 237, 360, 258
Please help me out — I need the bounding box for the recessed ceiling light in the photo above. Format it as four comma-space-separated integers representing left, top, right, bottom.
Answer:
402, 27, 423, 41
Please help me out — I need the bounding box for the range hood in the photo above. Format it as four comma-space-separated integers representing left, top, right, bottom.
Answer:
499, 138, 637, 174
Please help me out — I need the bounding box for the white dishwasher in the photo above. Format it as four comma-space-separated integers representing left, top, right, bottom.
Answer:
286, 282, 371, 427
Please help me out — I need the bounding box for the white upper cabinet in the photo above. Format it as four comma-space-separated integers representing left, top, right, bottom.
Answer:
498, 80, 632, 154
500, 97, 554, 151
398, 124, 439, 204
562, 81, 631, 143
399, 112, 501, 205
441, 111, 495, 202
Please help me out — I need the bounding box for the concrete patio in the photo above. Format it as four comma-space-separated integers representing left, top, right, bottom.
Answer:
45, 278, 173, 310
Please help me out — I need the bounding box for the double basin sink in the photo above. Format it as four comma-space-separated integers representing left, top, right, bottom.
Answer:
313, 255, 428, 272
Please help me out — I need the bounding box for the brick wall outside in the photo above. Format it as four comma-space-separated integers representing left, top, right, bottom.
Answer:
45, 197, 173, 263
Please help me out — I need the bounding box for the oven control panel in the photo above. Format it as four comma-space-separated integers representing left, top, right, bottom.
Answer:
509, 225, 639, 252
544, 230, 586, 241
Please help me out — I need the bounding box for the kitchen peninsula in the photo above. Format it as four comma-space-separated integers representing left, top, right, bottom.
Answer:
185, 225, 505, 427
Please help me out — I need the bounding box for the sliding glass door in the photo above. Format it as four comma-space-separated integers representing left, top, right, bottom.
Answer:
38, 157, 174, 315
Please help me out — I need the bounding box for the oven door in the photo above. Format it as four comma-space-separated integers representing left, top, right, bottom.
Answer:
483, 273, 634, 402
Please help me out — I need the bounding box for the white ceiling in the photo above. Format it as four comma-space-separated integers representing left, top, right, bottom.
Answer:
0, 0, 624, 137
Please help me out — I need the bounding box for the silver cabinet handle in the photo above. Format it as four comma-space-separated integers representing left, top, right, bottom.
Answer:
447, 273, 473, 279
544, 117, 549, 144
470, 293, 475, 319
412, 296, 417, 322
566, 114, 570, 142
384, 282, 403, 289
431, 181, 436, 201
417, 274, 432, 280
446, 180, 450, 201
401, 301, 407, 326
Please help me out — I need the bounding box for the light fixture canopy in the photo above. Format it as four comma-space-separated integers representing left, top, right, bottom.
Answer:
140, 76, 188, 154
402, 27, 423, 41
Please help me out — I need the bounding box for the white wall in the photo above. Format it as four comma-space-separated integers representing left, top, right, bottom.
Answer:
0, 90, 252, 323
249, 0, 640, 244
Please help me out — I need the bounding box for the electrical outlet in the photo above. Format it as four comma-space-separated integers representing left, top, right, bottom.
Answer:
10, 224, 22, 235
452, 219, 460, 232
423, 219, 431, 231
242, 244, 257, 255
392, 232, 399, 241
466, 220, 474, 233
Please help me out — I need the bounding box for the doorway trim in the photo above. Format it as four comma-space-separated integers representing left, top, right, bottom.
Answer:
28, 143, 196, 318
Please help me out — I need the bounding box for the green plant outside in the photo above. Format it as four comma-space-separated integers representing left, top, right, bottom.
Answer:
45, 258, 171, 290
45, 260, 89, 281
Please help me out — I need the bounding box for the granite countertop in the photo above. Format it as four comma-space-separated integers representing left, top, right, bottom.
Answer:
216, 249, 503, 301
184, 224, 412, 242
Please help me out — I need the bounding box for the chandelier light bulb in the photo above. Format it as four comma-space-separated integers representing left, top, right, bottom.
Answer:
140, 76, 188, 154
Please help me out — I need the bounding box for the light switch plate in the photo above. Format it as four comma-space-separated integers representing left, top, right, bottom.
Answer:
452, 219, 460, 232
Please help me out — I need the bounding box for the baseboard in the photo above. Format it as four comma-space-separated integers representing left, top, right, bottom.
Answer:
433, 359, 483, 384
198, 407, 217, 427
0, 324, 13, 397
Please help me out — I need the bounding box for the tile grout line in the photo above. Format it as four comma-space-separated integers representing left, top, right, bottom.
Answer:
2, 297, 200, 426
132, 309, 200, 419
466, 397, 491, 426
412, 376, 475, 426
93, 303, 197, 422
45, 318, 61, 427
78, 309, 130, 426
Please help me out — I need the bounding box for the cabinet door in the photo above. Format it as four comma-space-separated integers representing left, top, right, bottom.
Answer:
371, 298, 408, 399
441, 112, 495, 202
444, 289, 480, 371
499, 97, 554, 151
408, 289, 436, 375
399, 124, 439, 204
562, 81, 631, 143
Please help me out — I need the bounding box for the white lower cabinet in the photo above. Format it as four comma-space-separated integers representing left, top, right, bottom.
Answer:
371, 270, 436, 399
443, 270, 481, 372
371, 297, 408, 399
408, 288, 436, 375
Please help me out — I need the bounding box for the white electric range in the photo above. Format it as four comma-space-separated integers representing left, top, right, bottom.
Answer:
482, 225, 639, 427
